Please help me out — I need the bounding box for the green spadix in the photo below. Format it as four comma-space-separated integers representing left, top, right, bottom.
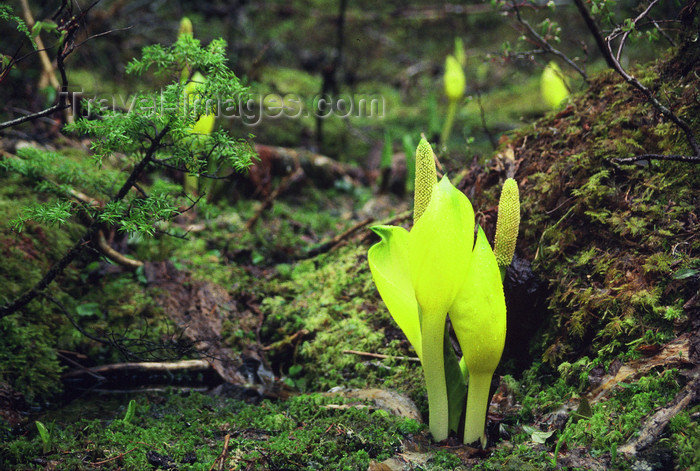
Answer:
494, 177, 520, 279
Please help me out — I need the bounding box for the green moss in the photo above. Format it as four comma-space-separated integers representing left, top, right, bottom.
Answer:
666, 406, 700, 470
565, 369, 681, 452
0, 390, 417, 470
262, 244, 420, 393
0, 316, 63, 402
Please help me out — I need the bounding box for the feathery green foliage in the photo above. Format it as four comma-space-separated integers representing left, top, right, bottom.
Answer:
0, 5, 34, 48
4, 34, 253, 239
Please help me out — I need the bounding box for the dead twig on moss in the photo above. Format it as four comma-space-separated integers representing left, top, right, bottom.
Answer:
618, 371, 699, 456
90, 447, 139, 466
343, 349, 420, 363
209, 433, 231, 471
301, 217, 374, 259
262, 329, 310, 352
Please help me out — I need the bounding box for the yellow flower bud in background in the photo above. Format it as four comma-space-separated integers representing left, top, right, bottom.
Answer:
413, 138, 437, 223
540, 61, 569, 110
444, 55, 466, 102
179, 17, 193, 37
494, 178, 520, 269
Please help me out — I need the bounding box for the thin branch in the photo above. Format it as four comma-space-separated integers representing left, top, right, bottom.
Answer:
0, 1, 103, 130
512, 2, 588, 81
475, 88, 497, 150
0, 103, 70, 131
572, 0, 617, 69
612, 153, 700, 165
573, 0, 700, 163
73, 26, 133, 49
46, 292, 197, 362
342, 349, 420, 363
613, 0, 661, 62
300, 217, 374, 259
603, 50, 700, 158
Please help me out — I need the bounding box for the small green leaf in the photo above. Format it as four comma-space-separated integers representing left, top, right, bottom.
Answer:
522, 425, 556, 444
672, 268, 699, 280
76, 302, 100, 318
571, 396, 593, 423
288, 364, 303, 377
35, 421, 51, 453
31, 20, 58, 38
123, 399, 136, 424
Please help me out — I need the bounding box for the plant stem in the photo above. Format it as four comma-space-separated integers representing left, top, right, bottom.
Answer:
440, 100, 458, 148
463, 370, 493, 446
422, 308, 448, 441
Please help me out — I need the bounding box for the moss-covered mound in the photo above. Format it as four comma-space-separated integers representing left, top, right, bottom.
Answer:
476, 49, 699, 369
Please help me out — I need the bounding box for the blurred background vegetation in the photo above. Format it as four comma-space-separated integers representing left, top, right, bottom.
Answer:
2, 0, 678, 164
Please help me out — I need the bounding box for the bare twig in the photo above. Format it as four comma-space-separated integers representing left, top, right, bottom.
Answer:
210, 433, 231, 471
0, 103, 70, 131
97, 230, 144, 268
44, 292, 197, 362
612, 0, 661, 62
90, 448, 139, 466
0, 1, 103, 130
612, 153, 700, 165
343, 349, 420, 362
618, 372, 698, 456
62, 359, 212, 379
475, 88, 497, 150
301, 217, 374, 259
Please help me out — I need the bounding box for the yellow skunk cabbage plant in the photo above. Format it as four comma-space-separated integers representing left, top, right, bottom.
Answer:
368, 138, 519, 445
179, 17, 216, 195
441, 54, 466, 147
540, 61, 569, 110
